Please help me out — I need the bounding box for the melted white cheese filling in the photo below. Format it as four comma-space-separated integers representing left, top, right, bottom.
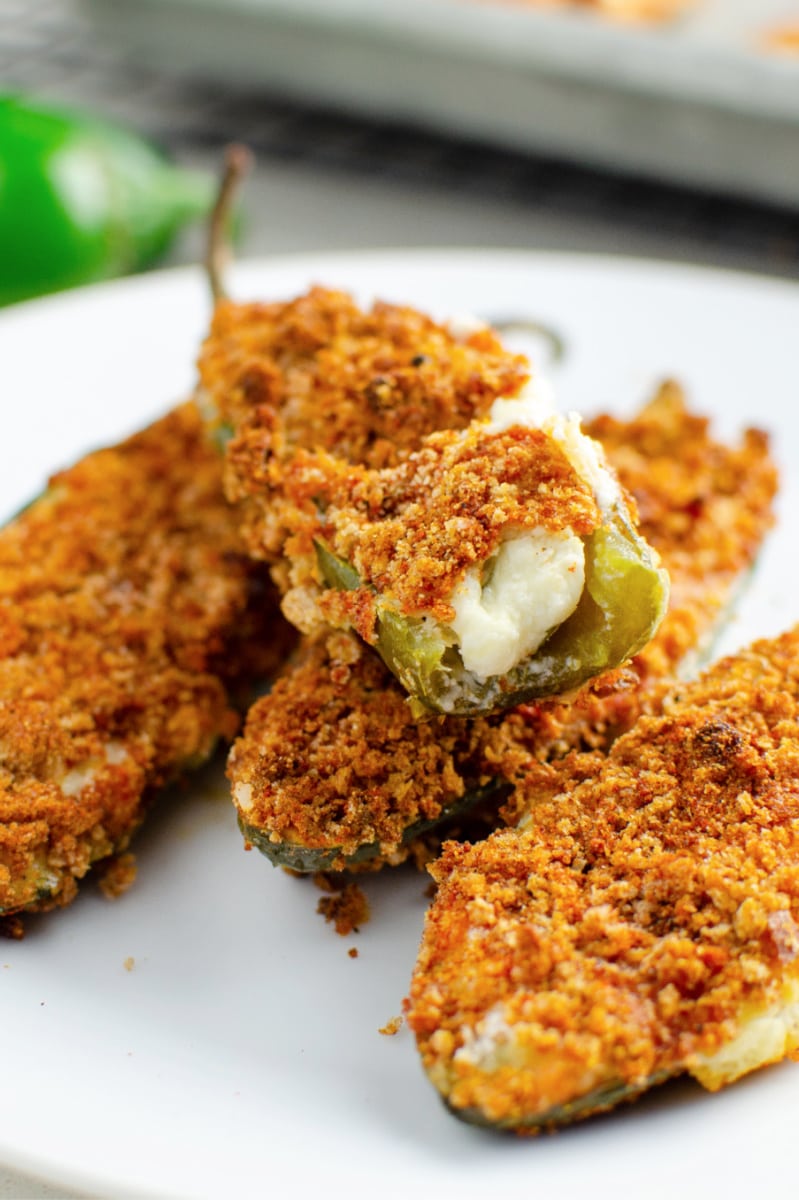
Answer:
453, 1002, 518, 1070
690, 981, 799, 1090
450, 530, 585, 679
60, 740, 129, 797
445, 377, 621, 681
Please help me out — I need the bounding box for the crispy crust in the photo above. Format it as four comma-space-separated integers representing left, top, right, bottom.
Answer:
586, 381, 775, 686
198, 289, 609, 632
491, 380, 778, 797
0, 403, 293, 917
317, 425, 600, 637
406, 624, 799, 1129
199, 289, 528, 469
230, 630, 506, 869
228, 385, 777, 868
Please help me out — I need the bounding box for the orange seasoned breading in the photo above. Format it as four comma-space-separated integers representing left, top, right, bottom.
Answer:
406, 625, 799, 1131
198, 288, 583, 629
230, 630, 508, 870
316, 424, 600, 638
198, 287, 673, 720
490, 381, 778, 789
0, 403, 293, 918
316, 879, 371, 936
227, 386, 777, 871
585, 381, 776, 687
199, 288, 529, 470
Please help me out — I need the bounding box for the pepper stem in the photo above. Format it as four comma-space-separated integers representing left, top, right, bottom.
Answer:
205, 143, 253, 303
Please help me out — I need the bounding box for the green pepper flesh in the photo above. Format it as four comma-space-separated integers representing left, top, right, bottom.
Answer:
238, 779, 508, 873
446, 1069, 675, 1131
316, 512, 668, 716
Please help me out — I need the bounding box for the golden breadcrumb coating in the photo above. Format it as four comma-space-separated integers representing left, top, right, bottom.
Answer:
586, 381, 775, 686
230, 630, 507, 869
316, 424, 600, 639
493, 380, 778, 794
228, 385, 777, 869
407, 625, 799, 1130
96, 852, 138, 901
198, 288, 610, 636
316, 879, 371, 936
0, 403, 293, 918
199, 288, 528, 470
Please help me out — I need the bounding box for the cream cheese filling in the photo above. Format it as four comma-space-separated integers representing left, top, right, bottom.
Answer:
444, 377, 621, 681
449, 530, 585, 679
690, 980, 799, 1090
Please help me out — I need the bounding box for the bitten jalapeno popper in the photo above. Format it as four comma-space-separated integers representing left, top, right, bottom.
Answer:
198, 288, 668, 715
229, 385, 777, 871
406, 623, 799, 1131
0, 403, 292, 918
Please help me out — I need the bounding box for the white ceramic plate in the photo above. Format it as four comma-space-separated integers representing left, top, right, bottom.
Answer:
1, 249, 799, 1200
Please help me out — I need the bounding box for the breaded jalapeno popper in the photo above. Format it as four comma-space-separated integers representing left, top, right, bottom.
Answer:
0, 403, 292, 919
198, 288, 669, 715
228, 384, 777, 871
406, 624, 799, 1131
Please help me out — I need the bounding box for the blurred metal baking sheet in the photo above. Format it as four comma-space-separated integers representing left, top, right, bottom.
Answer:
82, 0, 799, 206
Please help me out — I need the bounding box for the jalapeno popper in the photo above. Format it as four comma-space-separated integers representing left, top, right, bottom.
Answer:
0, 402, 292, 918
229, 384, 777, 871
407, 622, 799, 1131
198, 288, 668, 715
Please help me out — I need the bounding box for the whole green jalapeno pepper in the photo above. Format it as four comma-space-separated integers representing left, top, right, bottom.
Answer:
0, 94, 213, 305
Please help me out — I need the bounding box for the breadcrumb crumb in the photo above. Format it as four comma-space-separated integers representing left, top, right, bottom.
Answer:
316, 882, 370, 936
97, 853, 138, 901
